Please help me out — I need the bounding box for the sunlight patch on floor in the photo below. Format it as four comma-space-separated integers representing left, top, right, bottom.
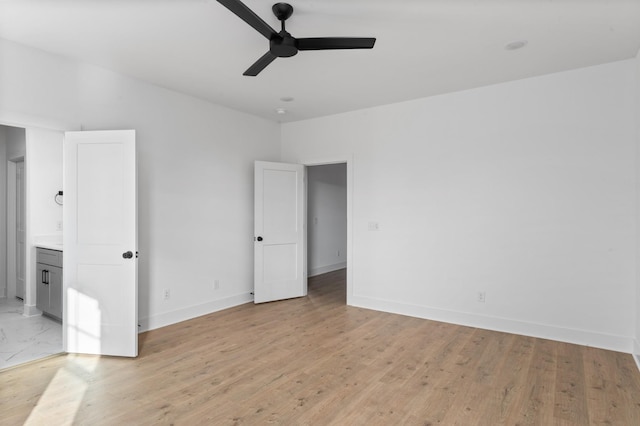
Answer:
23, 353, 100, 425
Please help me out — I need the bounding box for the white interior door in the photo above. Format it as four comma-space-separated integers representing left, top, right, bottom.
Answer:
254, 161, 306, 303
63, 130, 138, 357
15, 161, 25, 300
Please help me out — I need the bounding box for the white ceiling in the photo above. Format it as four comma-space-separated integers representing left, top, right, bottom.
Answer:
1, 0, 640, 123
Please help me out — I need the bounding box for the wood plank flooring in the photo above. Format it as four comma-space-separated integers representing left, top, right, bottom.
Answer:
2, 269, 640, 425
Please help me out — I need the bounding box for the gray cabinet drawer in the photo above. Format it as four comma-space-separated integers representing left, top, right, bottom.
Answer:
36, 248, 63, 267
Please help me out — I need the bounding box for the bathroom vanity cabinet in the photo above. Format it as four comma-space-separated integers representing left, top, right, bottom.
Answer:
36, 247, 63, 320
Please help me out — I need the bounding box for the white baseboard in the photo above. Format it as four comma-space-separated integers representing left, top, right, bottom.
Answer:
350, 295, 633, 354
136, 289, 635, 357
634, 340, 640, 373
309, 262, 347, 277
138, 292, 253, 333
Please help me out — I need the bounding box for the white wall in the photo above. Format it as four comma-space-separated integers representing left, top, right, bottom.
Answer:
0, 38, 281, 330
282, 59, 637, 352
0, 39, 78, 128
635, 49, 640, 363
26, 129, 62, 239
307, 164, 347, 276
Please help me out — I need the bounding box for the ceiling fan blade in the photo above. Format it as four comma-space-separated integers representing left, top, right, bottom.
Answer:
217, 0, 278, 40
297, 37, 376, 51
243, 51, 278, 76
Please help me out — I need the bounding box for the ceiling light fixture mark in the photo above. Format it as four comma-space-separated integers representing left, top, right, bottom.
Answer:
505, 40, 528, 51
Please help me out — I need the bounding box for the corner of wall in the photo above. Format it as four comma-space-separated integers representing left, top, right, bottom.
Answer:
138, 292, 254, 333
0, 128, 7, 298
635, 47, 640, 365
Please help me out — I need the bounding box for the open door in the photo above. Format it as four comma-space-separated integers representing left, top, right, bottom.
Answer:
254, 161, 306, 303
63, 130, 138, 357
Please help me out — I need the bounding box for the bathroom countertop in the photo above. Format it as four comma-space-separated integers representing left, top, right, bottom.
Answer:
35, 243, 63, 251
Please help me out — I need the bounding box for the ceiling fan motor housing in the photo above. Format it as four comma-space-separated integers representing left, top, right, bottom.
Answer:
270, 4, 297, 57
270, 33, 298, 57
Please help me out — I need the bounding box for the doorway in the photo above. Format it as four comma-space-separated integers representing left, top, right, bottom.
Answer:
1, 125, 63, 369
3, 126, 26, 303
306, 163, 347, 302
254, 159, 351, 305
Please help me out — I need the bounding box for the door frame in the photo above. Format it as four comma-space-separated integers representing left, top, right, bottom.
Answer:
6, 157, 24, 300
300, 156, 353, 305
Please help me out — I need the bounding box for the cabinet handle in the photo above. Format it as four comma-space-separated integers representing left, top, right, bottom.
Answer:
42, 270, 46, 284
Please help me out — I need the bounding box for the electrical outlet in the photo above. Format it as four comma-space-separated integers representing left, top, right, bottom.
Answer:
368, 222, 379, 231
163, 289, 171, 300
214, 279, 220, 290
477, 291, 486, 303
56, 221, 63, 231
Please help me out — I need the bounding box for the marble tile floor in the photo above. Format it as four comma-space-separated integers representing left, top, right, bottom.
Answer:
0, 297, 62, 370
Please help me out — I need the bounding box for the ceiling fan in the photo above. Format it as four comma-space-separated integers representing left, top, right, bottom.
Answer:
217, 0, 376, 76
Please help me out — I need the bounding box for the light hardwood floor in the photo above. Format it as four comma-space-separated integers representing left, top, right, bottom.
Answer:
2, 269, 640, 425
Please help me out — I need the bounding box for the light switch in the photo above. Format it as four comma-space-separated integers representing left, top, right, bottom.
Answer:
368, 222, 379, 231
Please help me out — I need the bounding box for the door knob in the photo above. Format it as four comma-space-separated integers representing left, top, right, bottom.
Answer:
122, 251, 134, 259
256, 236, 263, 242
